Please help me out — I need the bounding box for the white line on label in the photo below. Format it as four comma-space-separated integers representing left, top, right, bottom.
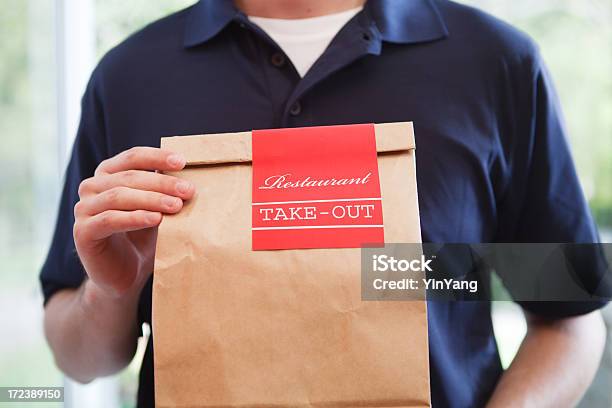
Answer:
252, 198, 381, 206
252, 225, 384, 231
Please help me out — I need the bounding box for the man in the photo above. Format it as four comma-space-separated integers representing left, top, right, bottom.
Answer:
41, 0, 606, 406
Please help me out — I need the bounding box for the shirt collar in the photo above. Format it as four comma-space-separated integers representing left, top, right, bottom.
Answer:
183, 0, 241, 48
366, 0, 449, 44
183, 0, 448, 48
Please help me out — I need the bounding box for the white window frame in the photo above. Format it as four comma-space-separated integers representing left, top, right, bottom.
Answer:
55, 0, 120, 406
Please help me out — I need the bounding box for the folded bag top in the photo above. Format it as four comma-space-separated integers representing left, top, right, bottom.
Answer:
161, 122, 415, 165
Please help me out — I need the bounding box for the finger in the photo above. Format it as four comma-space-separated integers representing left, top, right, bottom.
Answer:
95, 147, 186, 176
76, 210, 162, 242
78, 170, 195, 200
78, 187, 184, 216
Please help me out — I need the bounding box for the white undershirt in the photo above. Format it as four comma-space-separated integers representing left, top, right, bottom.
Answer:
249, 7, 363, 77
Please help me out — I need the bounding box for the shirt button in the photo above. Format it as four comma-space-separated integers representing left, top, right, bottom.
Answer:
289, 101, 302, 116
270, 52, 286, 68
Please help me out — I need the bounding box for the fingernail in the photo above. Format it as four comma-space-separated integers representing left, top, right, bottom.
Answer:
176, 181, 192, 194
167, 154, 186, 168
162, 196, 181, 209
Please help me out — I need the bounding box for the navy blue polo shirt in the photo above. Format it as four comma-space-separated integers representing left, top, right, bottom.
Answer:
40, 0, 603, 407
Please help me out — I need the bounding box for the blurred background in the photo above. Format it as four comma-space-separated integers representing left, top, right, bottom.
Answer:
0, 0, 610, 407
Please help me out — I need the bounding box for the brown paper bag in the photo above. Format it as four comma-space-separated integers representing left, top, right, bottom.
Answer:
153, 122, 430, 407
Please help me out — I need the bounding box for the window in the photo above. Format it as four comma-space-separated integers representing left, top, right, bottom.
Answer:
0, 0, 61, 406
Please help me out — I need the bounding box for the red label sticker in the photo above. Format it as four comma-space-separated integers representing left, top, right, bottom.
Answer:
252, 124, 384, 250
